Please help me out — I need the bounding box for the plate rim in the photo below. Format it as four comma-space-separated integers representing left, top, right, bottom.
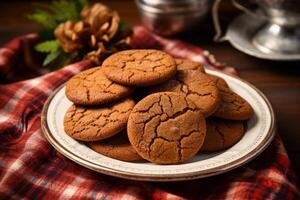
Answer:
41, 69, 276, 181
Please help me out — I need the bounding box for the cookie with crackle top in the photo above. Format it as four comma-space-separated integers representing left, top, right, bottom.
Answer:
87, 131, 142, 161
201, 118, 245, 151
65, 67, 134, 105
64, 98, 135, 141
102, 49, 177, 86
175, 58, 205, 73
127, 92, 206, 164
213, 87, 253, 120
150, 69, 221, 117
207, 74, 229, 90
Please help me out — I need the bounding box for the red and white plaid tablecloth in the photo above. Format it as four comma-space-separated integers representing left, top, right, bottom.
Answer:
0, 26, 299, 200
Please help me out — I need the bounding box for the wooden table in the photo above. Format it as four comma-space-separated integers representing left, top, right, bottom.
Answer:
1, 0, 300, 151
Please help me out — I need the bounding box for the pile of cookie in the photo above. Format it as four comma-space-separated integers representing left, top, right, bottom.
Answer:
64, 49, 253, 164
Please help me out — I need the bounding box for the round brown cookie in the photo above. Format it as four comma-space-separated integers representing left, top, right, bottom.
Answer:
150, 69, 221, 117
207, 74, 229, 90
102, 49, 177, 86
175, 58, 205, 73
127, 92, 206, 164
87, 131, 142, 161
201, 118, 245, 151
65, 67, 134, 105
64, 98, 135, 141
213, 88, 254, 120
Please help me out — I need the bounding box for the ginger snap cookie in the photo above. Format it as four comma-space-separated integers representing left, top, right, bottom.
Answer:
65, 67, 134, 105
64, 98, 135, 141
207, 74, 229, 90
213, 88, 254, 120
175, 58, 205, 73
150, 69, 221, 117
127, 92, 206, 164
102, 49, 177, 86
87, 131, 142, 161
201, 118, 245, 151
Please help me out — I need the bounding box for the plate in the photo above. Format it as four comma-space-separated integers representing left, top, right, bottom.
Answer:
41, 69, 276, 182
226, 13, 300, 61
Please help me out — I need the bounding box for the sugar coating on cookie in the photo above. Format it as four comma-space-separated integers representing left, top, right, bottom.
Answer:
213, 88, 254, 120
102, 49, 177, 86
150, 70, 221, 117
87, 131, 142, 161
127, 92, 206, 164
201, 118, 245, 151
64, 98, 135, 141
66, 67, 133, 105
175, 58, 205, 73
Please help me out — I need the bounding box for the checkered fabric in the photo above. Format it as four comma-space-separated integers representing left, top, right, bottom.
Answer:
0, 26, 299, 200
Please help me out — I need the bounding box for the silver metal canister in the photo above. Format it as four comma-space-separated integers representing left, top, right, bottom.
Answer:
135, 0, 213, 36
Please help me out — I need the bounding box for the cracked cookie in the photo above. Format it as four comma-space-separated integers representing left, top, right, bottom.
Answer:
87, 131, 142, 161
175, 58, 205, 73
150, 69, 221, 117
64, 98, 135, 141
127, 92, 206, 164
66, 67, 134, 105
213, 88, 254, 120
201, 118, 244, 151
102, 49, 177, 86
208, 74, 253, 120
207, 74, 229, 90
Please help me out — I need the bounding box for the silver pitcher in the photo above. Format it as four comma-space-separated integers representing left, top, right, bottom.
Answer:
252, 0, 300, 54
215, 0, 300, 54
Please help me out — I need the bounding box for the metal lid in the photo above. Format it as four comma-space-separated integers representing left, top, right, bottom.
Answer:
140, 0, 203, 6
136, 0, 210, 14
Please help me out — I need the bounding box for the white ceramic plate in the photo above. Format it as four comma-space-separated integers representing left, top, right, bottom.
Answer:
41, 69, 276, 181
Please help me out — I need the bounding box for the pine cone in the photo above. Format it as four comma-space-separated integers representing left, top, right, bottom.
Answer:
54, 21, 89, 53
81, 3, 120, 49
85, 43, 107, 65
54, 3, 132, 65
85, 28, 132, 65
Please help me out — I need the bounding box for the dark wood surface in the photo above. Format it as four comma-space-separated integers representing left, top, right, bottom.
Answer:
1, 0, 300, 150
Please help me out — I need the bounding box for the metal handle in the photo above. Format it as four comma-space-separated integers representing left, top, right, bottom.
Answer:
212, 0, 261, 42
212, 0, 226, 42
231, 0, 258, 18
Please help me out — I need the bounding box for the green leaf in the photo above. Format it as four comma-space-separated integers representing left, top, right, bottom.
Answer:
43, 49, 62, 66
28, 0, 88, 29
35, 40, 58, 53
38, 29, 56, 41
51, 0, 81, 22
78, 0, 88, 7
74, 0, 89, 13
27, 9, 57, 29
50, 51, 76, 70
27, 0, 89, 68
119, 23, 130, 31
